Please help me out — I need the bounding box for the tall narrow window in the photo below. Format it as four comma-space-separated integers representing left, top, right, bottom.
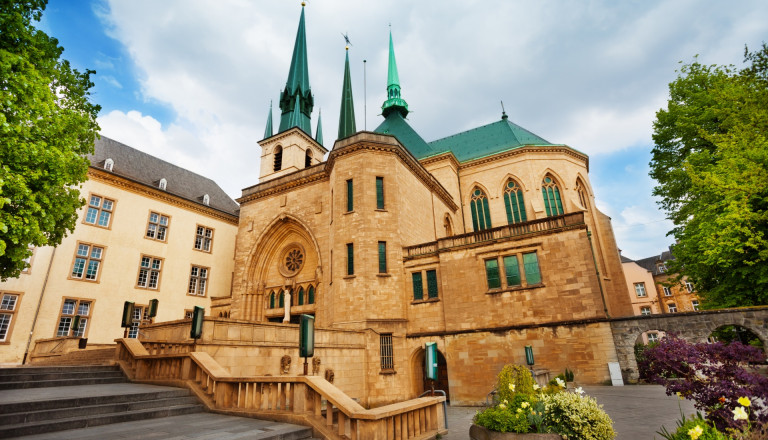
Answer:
426, 270, 439, 299
542, 176, 564, 216
663, 286, 672, 296
503, 255, 521, 287
298, 287, 305, 305
84, 194, 114, 228
485, 258, 501, 289
378, 241, 387, 273
503, 179, 527, 224
137, 255, 163, 289
305, 149, 312, 168
274, 146, 283, 171
444, 215, 453, 237
380, 333, 394, 370
576, 179, 589, 209
188, 266, 209, 296
523, 252, 542, 285
269, 291, 276, 309
346, 243, 354, 275
194, 226, 214, 252
70, 243, 104, 282
279, 292, 285, 307
692, 300, 699, 311
685, 282, 694, 293
470, 187, 492, 231
376, 176, 385, 209
346, 179, 354, 212
307, 285, 315, 304
128, 305, 149, 338
56, 298, 92, 337
146, 212, 170, 242
412, 272, 423, 300
0, 293, 20, 342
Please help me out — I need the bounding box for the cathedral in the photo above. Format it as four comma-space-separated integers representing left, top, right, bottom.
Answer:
206, 5, 634, 406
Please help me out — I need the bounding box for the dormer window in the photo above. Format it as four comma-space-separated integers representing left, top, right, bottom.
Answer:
159, 178, 167, 190
203, 194, 210, 206
104, 158, 114, 172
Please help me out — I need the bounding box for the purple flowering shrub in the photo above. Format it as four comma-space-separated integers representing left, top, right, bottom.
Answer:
638, 335, 768, 431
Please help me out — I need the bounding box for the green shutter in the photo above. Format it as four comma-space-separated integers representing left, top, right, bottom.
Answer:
523, 252, 541, 285
378, 241, 387, 273
503, 255, 521, 286
470, 199, 480, 231
308, 286, 315, 304
553, 186, 563, 215
426, 270, 438, 298
412, 272, 423, 300
298, 287, 304, 305
347, 243, 354, 275
376, 177, 384, 209
482, 197, 492, 229
517, 193, 527, 222
270, 293, 275, 309
485, 259, 501, 289
346, 179, 353, 212
543, 186, 553, 216
279, 292, 284, 307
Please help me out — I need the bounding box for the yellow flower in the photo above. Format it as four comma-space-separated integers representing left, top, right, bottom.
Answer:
508, 383, 515, 392
499, 403, 507, 409
676, 392, 684, 400
738, 397, 751, 408
517, 408, 522, 413
521, 402, 530, 409
688, 425, 703, 440
732, 406, 748, 421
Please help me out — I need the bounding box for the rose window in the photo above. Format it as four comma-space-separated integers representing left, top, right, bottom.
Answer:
278, 244, 306, 277
285, 249, 304, 272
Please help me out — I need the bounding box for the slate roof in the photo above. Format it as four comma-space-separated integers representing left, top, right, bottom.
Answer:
88, 136, 239, 216
428, 116, 556, 163
373, 111, 436, 159
633, 248, 675, 276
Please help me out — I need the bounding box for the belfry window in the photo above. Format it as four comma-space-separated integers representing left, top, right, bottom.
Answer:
542, 175, 564, 216
470, 187, 492, 232
305, 149, 312, 168
274, 146, 283, 172
503, 179, 527, 224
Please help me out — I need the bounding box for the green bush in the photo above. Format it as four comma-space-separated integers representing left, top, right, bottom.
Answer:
474, 402, 531, 434
496, 364, 536, 404
657, 413, 727, 440
542, 391, 616, 440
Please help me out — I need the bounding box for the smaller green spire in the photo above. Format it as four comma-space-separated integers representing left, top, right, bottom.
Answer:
263, 101, 273, 138
315, 109, 324, 146
288, 94, 302, 129
337, 49, 357, 139
381, 31, 408, 118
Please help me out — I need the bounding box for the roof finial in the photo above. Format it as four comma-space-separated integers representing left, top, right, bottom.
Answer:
301, 1, 306, 6
500, 100, 508, 120
341, 32, 352, 51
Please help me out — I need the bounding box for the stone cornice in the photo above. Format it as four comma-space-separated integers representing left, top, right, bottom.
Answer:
458, 145, 590, 172
419, 151, 460, 170
259, 126, 328, 154
88, 168, 239, 225
237, 164, 328, 204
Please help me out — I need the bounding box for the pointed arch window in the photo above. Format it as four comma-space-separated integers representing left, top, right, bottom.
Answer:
444, 214, 453, 237
576, 179, 588, 210
278, 291, 285, 308
308, 285, 315, 304
297, 286, 305, 305
269, 291, 275, 309
305, 149, 312, 168
542, 176, 564, 216
503, 179, 527, 224
470, 187, 492, 232
274, 146, 283, 172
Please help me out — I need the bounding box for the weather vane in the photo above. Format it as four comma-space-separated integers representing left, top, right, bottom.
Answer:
341, 32, 352, 50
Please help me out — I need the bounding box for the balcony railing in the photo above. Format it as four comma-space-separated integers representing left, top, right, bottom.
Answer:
404, 212, 585, 259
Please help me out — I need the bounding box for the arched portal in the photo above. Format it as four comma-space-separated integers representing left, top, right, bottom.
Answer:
411, 347, 450, 402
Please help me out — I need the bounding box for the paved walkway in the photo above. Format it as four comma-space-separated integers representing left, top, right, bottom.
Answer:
442, 384, 697, 440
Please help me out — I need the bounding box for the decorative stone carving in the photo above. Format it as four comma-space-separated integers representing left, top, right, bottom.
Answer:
325, 369, 334, 383
312, 357, 321, 375
280, 355, 291, 374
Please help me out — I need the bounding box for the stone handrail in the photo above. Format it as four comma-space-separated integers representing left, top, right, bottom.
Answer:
404, 212, 586, 258
115, 339, 446, 440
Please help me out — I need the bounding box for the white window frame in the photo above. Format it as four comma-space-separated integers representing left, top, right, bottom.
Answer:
634, 282, 647, 297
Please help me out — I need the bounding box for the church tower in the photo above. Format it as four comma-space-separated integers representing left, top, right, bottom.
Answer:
258, 4, 326, 183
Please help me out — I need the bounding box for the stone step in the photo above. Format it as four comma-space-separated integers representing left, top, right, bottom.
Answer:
0, 365, 125, 390
28, 347, 116, 366
0, 387, 192, 414
0, 365, 118, 377
0, 375, 126, 390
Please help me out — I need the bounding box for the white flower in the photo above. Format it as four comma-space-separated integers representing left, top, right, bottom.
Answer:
574, 387, 584, 395
508, 383, 515, 392
732, 406, 748, 421
521, 402, 530, 409
533, 384, 540, 391
499, 403, 507, 409
555, 377, 566, 388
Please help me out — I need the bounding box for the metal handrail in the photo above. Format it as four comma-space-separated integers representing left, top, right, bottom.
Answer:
419, 389, 448, 428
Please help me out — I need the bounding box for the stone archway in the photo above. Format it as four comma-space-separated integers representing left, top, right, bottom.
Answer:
411, 347, 450, 402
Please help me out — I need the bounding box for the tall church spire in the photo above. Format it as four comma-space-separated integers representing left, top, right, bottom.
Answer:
278, 4, 313, 135
337, 49, 357, 139
315, 109, 324, 146
263, 101, 273, 139
381, 31, 408, 118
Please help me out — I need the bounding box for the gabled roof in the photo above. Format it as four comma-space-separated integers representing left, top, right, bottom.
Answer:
88, 136, 239, 216
373, 111, 435, 158
428, 116, 555, 163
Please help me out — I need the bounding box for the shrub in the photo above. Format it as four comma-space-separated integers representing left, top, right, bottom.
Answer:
496, 364, 536, 404
473, 393, 535, 433
657, 413, 728, 440
542, 391, 615, 440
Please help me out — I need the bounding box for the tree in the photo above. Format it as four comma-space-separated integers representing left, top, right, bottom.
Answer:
650, 44, 768, 308
0, 0, 100, 280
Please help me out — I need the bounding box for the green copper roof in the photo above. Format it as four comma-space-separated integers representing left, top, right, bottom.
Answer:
374, 111, 434, 158
278, 6, 313, 135
315, 109, 324, 146
428, 115, 555, 162
381, 31, 409, 118
337, 50, 357, 140
263, 102, 273, 139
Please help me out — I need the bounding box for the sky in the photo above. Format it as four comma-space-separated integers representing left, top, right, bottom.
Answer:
37, 0, 768, 260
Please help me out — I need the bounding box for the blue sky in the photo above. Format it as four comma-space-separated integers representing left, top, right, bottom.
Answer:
37, 0, 768, 260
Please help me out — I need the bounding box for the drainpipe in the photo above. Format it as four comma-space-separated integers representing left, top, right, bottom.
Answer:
23, 247, 56, 364
586, 230, 610, 318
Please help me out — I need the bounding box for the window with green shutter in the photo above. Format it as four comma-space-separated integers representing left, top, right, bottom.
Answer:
346, 243, 354, 275
378, 241, 387, 273
485, 259, 501, 289
376, 177, 384, 209
346, 179, 354, 212
503, 255, 521, 286
523, 252, 542, 285
426, 270, 438, 298
412, 272, 423, 300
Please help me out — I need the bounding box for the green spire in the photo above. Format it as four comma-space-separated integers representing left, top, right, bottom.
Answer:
315, 109, 324, 146
337, 49, 357, 139
381, 31, 408, 118
278, 5, 313, 135
263, 101, 273, 139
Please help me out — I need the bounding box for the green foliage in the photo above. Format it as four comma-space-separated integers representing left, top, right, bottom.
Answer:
0, 0, 100, 279
473, 395, 533, 434
565, 368, 575, 382
542, 391, 616, 440
657, 413, 728, 440
496, 364, 535, 404
650, 43, 768, 308
710, 326, 764, 348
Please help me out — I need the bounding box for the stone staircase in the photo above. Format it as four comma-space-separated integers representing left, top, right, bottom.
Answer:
0, 366, 316, 439
27, 346, 116, 366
